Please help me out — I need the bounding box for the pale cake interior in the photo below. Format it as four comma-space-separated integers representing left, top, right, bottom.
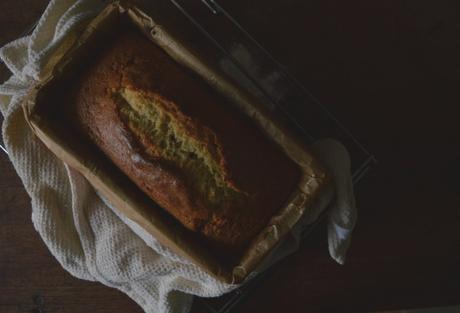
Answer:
117, 88, 243, 209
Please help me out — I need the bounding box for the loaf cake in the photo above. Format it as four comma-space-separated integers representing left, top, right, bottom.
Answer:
72, 26, 301, 252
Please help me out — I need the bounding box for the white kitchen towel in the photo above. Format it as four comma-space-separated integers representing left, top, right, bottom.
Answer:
0, 1, 357, 313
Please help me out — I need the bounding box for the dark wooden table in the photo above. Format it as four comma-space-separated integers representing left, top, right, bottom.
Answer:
1, 1, 459, 312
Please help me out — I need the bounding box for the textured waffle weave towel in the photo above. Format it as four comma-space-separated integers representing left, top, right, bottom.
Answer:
0, 1, 357, 312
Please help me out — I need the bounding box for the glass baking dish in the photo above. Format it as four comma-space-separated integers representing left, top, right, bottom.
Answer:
0, 0, 376, 311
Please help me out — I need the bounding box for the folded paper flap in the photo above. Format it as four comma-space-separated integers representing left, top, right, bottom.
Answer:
22, 2, 332, 284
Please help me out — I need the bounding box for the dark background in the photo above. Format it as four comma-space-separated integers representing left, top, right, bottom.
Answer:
1, 1, 459, 312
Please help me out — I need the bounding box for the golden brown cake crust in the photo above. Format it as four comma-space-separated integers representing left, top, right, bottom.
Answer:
73, 27, 301, 252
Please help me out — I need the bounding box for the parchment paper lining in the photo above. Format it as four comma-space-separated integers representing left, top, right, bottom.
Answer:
22, 2, 332, 284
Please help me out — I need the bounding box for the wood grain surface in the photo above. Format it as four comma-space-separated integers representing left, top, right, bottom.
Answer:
1, 1, 460, 313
